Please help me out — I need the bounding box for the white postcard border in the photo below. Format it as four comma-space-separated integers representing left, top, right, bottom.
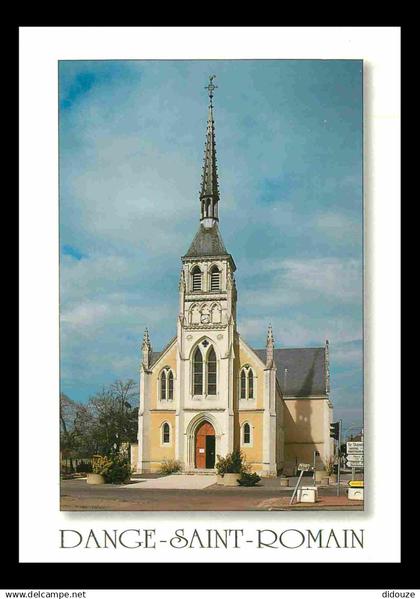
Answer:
19, 26, 400, 563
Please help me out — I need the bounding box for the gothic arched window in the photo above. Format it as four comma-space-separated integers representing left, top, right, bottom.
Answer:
168, 370, 174, 400
193, 347, 203, 395
191, 266, 202, 291
240, 369, 247, 399
160, 370, 167, 400
248, 369, 254, 399
207, 347, 217, 395
162, 422, 170, 444
210, 266, 220, 291
160, 368, 174, 401
240, 366, 255, 400
192, 343, 217, 397
243, 422, 251, 445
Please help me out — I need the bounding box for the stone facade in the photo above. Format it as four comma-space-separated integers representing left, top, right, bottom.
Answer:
136, 79, 333, 477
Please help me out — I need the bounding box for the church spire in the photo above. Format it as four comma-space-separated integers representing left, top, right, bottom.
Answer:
200, 75, 220, 229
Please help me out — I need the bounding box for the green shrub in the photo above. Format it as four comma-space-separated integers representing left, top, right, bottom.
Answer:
76, 461, 92, 473
159, 459, 182, 475
238, 472, 261, 486
92, 454, 131, 484
103, 457, 132, 484
216, 449, 245, 475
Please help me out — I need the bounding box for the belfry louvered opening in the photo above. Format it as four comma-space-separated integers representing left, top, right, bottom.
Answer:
210, 266, 220, 291
192, 266, 202, 291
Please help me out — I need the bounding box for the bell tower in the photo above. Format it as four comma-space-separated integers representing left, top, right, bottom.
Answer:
178, 75, 237, 331
175, 76, 238, 470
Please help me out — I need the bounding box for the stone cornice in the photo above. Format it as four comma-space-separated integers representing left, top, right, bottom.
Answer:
182, 408, 226, 412
183, 324, 227, 331
185, 293, 227, 301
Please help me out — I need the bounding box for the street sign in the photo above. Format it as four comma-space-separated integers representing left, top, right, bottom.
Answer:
298, 463, 311, 471
348, 480, 364, 488
290, 464, 312, 505
347, 462, 364, 468
347, 453, 364, 460
347, 442, 363, 454
347, 457, 364, 465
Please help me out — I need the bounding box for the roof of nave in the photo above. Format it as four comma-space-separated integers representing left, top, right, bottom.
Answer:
150, 336, 177, 368
253, 347, 326, 397
150, 337, 326, 397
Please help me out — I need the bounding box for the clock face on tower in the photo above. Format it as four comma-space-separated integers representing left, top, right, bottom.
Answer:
201, 314, 210, 324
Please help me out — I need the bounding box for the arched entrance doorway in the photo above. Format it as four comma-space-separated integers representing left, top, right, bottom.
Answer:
195, 421, 216, 469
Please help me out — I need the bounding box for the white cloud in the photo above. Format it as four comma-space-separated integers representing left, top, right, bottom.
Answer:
281, 257, 362, 301
330, 342, 363, 366
239, 257, 362, 312
314, 210, 361, 243
238, 314, 362, 349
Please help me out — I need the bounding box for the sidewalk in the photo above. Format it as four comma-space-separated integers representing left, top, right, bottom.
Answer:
125, 474, 217, 490
259, 495, 364, 510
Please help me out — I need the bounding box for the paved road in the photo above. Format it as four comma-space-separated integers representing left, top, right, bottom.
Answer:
61, 475, 363, 511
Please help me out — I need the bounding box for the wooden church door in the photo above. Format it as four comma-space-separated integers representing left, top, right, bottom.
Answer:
195, 421, 216, 469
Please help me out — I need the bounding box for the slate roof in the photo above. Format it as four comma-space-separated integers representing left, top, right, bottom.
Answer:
183, 223, 229, 258
253, 347, 327, 397
151, 339, 326, 397
200, 103, 220, 203
150, 336, 177, 367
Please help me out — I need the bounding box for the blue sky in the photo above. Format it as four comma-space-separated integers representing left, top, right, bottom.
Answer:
59, 60, 363, 433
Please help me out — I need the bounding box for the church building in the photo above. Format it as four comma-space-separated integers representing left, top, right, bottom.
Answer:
136, 77, 333, 477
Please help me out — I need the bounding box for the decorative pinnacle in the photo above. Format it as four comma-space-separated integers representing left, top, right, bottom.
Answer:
205, 75, 217, 105
142, 327, 151, 350
178, 269, 185, 291
266, 323, 275, 369
267, 323, 274, 346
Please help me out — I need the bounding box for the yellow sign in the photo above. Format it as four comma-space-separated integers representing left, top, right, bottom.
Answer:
348, 480, 364, 488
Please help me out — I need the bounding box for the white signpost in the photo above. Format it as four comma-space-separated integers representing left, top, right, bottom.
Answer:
347, 459, 364, 468
347, 442, 363, 454
347, 454, 364, 462
289, 463, 312, 505
346, 442, 364, 479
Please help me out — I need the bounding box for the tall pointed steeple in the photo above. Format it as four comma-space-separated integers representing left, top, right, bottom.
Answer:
183, 75, 235, 271
200, 75, 220, 229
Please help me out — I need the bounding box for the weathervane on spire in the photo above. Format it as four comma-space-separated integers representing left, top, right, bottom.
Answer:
205, 75, 217, 104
